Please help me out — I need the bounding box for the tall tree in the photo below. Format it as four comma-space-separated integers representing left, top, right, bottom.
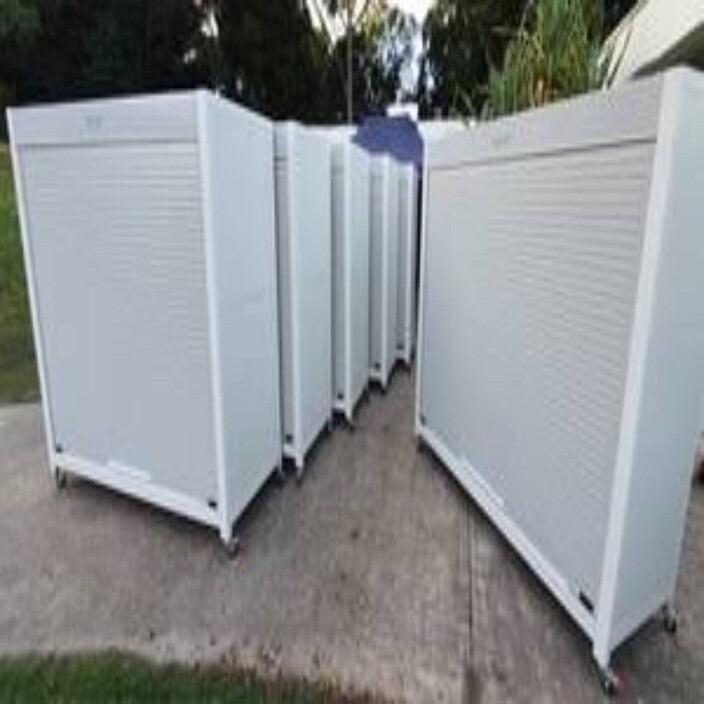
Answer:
212, 0, 332, 121
419, 0, 524, 117
312, 0, 417, 121
323, 2, 416, 119
312, 0, 377, 122
14, 0, 208, 105
0, 0, 39, 119
312, 0, 416, 122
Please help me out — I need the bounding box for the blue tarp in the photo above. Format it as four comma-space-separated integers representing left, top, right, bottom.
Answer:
352, 116, 423, 170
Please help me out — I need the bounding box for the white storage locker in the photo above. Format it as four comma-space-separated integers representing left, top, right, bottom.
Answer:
416, 68, 704, 689
330, 140, 371, 423
8, 91, 281, 551
274, 122, 332, 473
396, 163, 418, 365
369, 155, 400, 389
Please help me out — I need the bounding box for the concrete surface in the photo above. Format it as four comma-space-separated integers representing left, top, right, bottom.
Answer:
0, 370, 703, 703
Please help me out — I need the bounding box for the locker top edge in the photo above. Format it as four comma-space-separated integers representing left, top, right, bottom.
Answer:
7, 89, 272, 147
275, 121, 332, 161
330, 139, 370, 171
424, 70, 695, 171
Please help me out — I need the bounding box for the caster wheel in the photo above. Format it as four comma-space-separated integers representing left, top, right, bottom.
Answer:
599, 667, 622, 698
53, 468, 68, 491
662, 609, 678, 635
224, 536, 241, 559
295, 466, 304, 484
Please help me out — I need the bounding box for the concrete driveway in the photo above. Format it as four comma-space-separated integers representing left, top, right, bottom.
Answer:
0, 371, 702, 703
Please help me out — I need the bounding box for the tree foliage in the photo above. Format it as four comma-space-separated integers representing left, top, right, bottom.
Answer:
323, 2, 417, 120
419, 0, 524, 117
0, 0, 38, 41
419, 0, 638, 119
15, 0, 207, 103
485, 0, 608, 117
0, 0, 39, 115
310, 0, 417, 121
212, 0, 334, 121
0, 0, 415, 125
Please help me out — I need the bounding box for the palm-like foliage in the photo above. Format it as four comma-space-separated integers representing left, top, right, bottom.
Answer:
485, 0, 608, 117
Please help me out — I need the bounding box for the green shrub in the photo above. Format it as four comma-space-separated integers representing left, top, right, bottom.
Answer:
0, 143, 38, 403
485, 0, 608, 117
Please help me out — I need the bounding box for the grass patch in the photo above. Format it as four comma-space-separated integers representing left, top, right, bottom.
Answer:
0, 652, 377, 704
0, 143, 39, 404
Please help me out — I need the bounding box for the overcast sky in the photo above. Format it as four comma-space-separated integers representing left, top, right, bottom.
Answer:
393, 0, 433, 22
308, 1, 433, 32
306, 0, 434, 100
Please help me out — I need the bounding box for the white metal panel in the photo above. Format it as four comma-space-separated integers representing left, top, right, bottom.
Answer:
275, 127, 296, 454
331, 142, 370, 421
292, 127, 332, 455
417, 120, 466, 143
386, 162, 400, 379
596, 70, 704, 658
204, 94, 281, 525
396, 163, 417, 364
10, 92, 198, 146
369, 156, 400, 388
18, 139, 218, 503
429, 74, 663, 170
274, 122, 332, 469
417, 69, 704, 673
422, 142, 655, 604
349, 146, 371, 408
331, 145, 347, 411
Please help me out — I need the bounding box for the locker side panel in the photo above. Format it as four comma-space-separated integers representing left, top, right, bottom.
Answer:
397, 165, 416, 360
274, 127, 296, 449
350, 146, 371, 405
369, 160, 386, 376
407, 168, 418, 357
601, 71, 704, 653
204, 96, 281, 524
293, 128, 332, 453
384, 162, 400, 379
331, 146, 348, 408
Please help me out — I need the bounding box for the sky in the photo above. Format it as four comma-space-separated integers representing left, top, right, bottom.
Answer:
393, 0, 433, 22
393, 0, 433, 96
308, 0, 434, 34
306, 0, 434, 99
